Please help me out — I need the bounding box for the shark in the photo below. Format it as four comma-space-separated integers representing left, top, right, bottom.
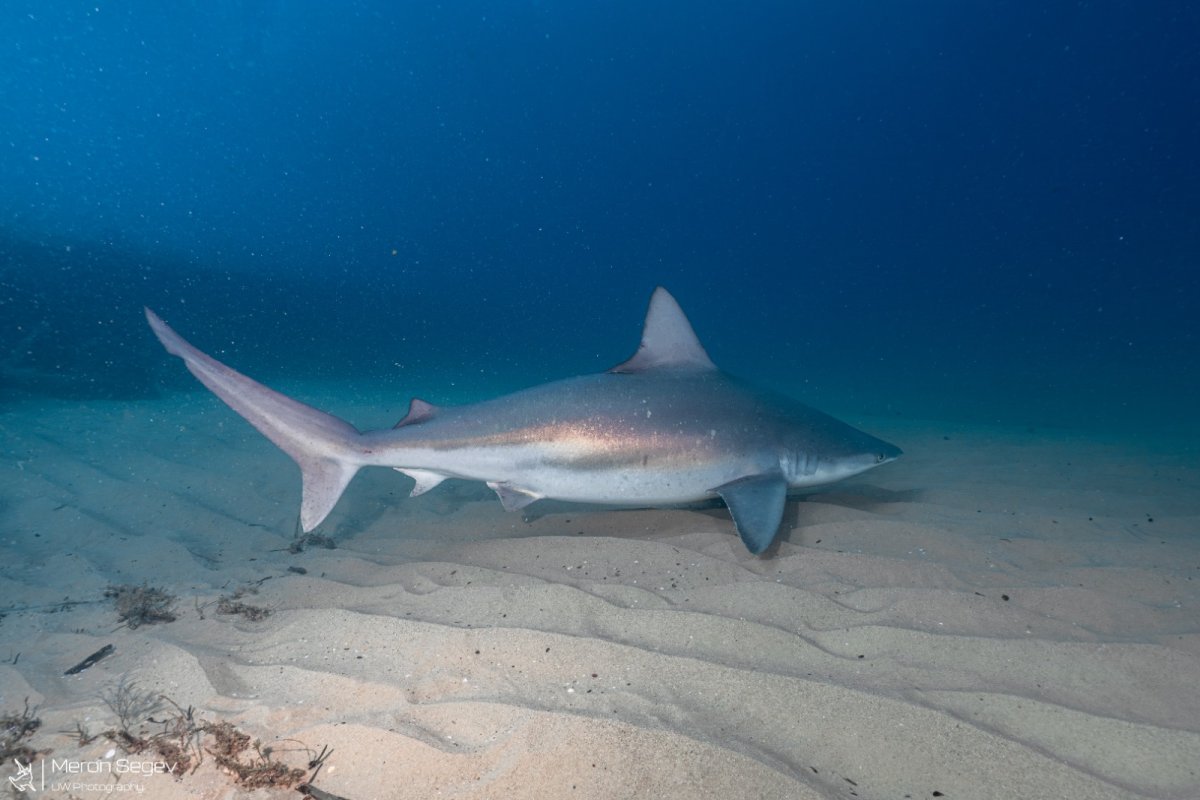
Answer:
145, 287, 901, 554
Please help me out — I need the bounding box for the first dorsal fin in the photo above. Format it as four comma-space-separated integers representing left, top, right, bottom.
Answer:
394, 398, 438, 428
609, 287, 716, 374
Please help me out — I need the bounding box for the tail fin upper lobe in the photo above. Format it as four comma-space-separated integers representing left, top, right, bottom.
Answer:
145, 308, 361, 531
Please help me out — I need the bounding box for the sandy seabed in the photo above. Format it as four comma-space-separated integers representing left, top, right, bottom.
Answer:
1, 391, 1198, 800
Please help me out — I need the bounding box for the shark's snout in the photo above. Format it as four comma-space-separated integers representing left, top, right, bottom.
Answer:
861, 435, 903, 471
844, 443, 901, 476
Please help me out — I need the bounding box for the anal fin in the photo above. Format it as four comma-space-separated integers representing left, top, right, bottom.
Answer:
396, 468, 448, 497
715, 474, 787, 555
487, 481, 541, 512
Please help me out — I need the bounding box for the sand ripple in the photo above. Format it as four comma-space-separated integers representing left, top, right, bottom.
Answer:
1, 400, 1197, 799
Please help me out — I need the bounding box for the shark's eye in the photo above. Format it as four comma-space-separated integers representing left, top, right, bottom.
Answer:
875, 453, 887, 463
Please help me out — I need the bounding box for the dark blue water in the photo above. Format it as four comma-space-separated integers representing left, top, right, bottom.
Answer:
2, 1, 1198, 434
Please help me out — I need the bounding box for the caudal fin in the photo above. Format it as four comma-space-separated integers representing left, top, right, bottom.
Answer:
145, 308, 361, 531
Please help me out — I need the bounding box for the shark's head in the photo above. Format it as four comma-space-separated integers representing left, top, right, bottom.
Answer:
781, 423, 903, 488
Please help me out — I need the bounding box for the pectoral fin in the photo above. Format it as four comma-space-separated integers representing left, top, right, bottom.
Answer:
716, 474, 787, 555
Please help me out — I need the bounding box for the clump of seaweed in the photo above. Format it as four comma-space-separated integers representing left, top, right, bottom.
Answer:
102, 676, 165, 733
215, 585, 271, 622
105, 583, 178, 628
144, 699, 206, 775
97, 677, 201, 771
1, 698, 42, 762
94, 681, 202, 777
92, 683, 203, 775
287, 532, 337, 554
89, 678, 312, 786
205, 720, 306, 788
66, 719, 99, 746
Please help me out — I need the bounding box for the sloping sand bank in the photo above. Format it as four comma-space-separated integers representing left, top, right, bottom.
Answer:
1, 396, 1197, 799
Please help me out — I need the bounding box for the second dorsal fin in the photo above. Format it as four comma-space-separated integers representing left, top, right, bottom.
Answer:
394, 397, 439, 428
